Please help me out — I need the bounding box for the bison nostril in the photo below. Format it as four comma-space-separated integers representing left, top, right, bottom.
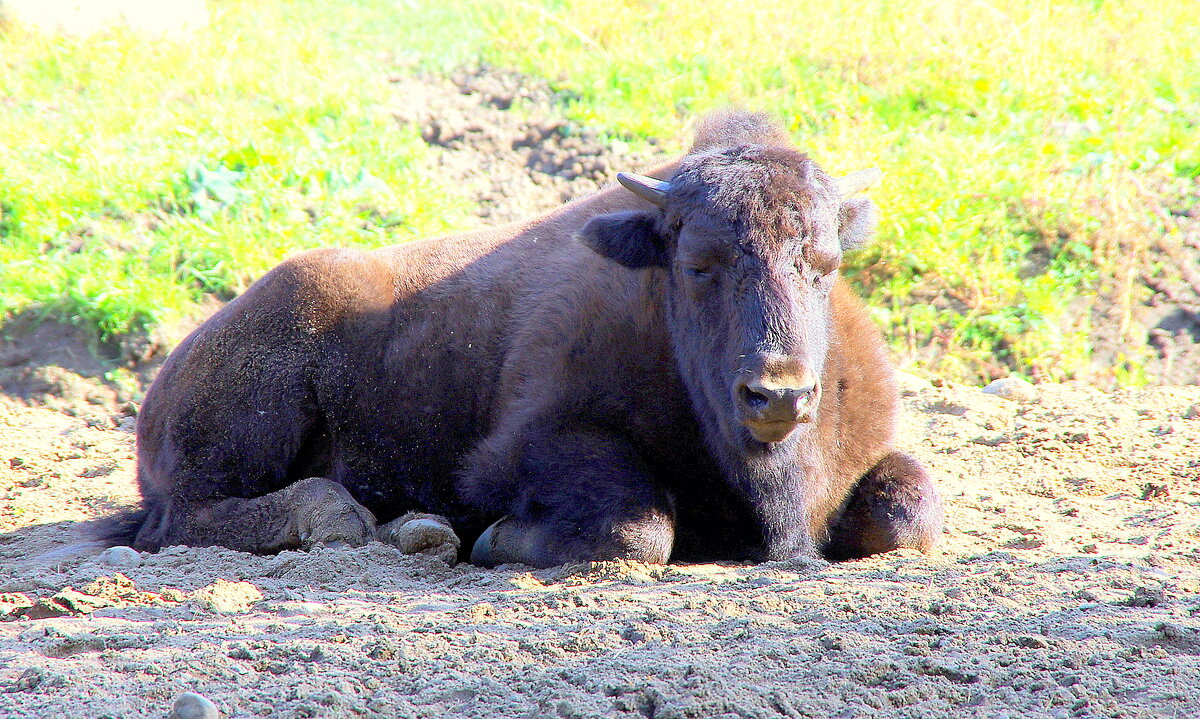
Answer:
794, 384, 818, 405
740, 384, 770, 410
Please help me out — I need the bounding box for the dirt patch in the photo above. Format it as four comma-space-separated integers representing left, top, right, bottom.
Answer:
0, 305, 201, 424
389, 63, 664, 226
1, 384, 1199, 717
0, 313, 144, 420
1086, 175, 1200, 387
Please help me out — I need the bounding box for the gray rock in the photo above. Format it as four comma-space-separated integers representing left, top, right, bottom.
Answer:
99, 545, 142, 568
981, 376, 1038, 403
171, 692, 219, 719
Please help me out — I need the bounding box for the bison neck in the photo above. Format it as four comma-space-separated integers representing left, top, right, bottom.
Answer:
700, 429, 830, 560
663, 367, 828, 559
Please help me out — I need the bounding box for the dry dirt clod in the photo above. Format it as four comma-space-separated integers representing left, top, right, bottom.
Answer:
189, 580, 263, 614
171, 691, 220, 719
1126, 586, 1166, 607
1156, 622, 1200, 651
19, 587, 116, 619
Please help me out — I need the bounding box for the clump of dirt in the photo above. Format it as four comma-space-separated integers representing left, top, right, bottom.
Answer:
389, 63, 665, 226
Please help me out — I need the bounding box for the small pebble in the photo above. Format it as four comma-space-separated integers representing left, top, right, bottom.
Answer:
171, 692, 220, 719
981, 376, 1038, 403
99, 546, 142, 569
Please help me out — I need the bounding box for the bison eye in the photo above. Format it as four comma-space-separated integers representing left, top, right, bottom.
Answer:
683, 264, 713, 279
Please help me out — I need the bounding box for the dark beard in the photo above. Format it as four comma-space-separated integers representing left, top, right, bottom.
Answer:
671, 344, 823, 561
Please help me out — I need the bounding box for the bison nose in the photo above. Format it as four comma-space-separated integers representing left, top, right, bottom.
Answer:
738, 378, 819, 421
735, 372, 820, 442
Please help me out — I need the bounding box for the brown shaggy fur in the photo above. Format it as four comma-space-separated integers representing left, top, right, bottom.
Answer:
114, 111, 943, 565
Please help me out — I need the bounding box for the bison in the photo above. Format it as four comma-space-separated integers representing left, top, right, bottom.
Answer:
113, 111, 943, 567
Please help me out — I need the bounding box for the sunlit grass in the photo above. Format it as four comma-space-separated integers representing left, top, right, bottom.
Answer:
0, 0, 475, 341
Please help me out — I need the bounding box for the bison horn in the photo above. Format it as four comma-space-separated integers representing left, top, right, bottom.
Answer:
836, 168, 882, 197
617, 172, 670, 207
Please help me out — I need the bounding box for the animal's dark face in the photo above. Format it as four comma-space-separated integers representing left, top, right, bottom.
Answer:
580, 145, 878, 450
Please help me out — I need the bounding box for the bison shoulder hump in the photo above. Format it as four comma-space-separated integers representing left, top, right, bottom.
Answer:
261, 248, 393, 328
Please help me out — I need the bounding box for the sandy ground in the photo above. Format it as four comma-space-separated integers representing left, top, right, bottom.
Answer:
1, 380, 1198, 718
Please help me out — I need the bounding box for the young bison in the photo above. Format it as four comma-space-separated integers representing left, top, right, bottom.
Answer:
117, 111, 943, 566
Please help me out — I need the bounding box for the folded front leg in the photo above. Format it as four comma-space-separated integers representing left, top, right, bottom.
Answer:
464, 423, 676, 568
822, 451, 943, 561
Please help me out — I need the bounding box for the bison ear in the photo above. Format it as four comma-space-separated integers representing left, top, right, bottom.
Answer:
578, 210, 667, 269
838, 197, 877, 252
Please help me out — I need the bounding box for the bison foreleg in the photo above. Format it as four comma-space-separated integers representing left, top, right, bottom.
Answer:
134, 477, 377, 553
821, 451, 944, 561
465, 425, 676, 568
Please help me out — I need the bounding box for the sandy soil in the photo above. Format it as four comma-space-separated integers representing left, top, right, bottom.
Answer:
1, 380, 1199, 719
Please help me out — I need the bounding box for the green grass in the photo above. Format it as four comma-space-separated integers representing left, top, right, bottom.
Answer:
2, 0, 1197, 384
0, 0, 478, 342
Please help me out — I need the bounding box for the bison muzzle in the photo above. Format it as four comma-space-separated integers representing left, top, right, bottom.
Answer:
108, 110, 944, 567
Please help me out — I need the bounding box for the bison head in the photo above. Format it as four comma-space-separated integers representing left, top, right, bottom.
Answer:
580, 145, 878, 450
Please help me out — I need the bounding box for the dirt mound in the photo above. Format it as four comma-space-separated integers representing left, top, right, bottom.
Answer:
389, 64, 664, 226
0, 314, 136, 418
1, 384, 1198, 717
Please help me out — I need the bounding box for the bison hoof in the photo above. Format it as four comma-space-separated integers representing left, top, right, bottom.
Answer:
469, 516, 522, 568
379, 513, 460, 566
291, 477, 377, 550
470, 516, 554, 568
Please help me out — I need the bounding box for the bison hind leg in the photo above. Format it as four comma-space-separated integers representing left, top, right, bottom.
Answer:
133, 476, 378, 553
823, 451, 944, 561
